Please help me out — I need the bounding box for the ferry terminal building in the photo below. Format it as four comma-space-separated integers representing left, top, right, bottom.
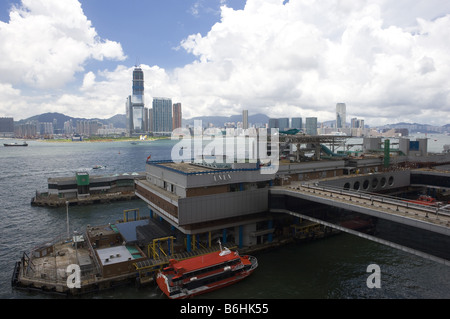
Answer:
135, 159, 278, 251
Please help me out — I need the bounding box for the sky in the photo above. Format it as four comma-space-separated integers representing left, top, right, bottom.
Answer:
0, 0, 449, 127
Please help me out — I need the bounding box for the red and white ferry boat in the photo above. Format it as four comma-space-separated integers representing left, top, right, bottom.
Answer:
156, 243, 258, 299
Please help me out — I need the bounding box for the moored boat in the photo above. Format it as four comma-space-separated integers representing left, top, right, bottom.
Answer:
156, 244, 258, 299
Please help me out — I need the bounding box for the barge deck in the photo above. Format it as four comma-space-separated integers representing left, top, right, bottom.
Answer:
11, 215, 299, 296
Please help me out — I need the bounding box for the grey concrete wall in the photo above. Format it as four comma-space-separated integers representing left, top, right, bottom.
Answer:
146, 162, 275, 192
318, 170, 411, 192
277, 160, 346, 174
178, 188, 269, 225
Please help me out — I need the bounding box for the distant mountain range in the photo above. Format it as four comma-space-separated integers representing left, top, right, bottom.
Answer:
15, 112, 270, 130
15, 112, 127, 130
16, 112, 449, 133
379, 122, 450, 133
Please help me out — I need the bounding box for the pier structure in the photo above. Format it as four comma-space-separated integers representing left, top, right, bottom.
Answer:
270, 167, 450, 266
134, 135, 450, 269
11, 209, 232, 295
133, 134, 362, 257
135, 160, 277, 253
31, 172, 145, 207
12, 134, 450, 295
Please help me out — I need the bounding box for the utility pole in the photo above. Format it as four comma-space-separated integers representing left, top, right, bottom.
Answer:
66, 201, 70, 240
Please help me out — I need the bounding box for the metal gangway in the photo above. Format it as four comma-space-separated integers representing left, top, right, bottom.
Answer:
270, 182, 450, 266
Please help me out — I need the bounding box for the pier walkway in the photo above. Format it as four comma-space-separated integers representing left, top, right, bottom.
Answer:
270, 182, 450, 266
272, 182, 450, 235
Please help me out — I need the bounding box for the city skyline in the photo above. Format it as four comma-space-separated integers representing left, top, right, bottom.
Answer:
1, 1, 450, 126
3, 109, 449, 139
126, 66, 146, 134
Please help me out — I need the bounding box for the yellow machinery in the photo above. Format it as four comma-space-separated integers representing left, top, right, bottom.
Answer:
148, 236, 175, 259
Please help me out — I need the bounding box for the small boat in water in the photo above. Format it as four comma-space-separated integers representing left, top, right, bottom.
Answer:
156, 244, 258, 299
4, 141, 28, 147
92, 165, 105, 169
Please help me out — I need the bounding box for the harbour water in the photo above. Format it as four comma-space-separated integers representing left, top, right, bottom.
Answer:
1, 135, 450, 299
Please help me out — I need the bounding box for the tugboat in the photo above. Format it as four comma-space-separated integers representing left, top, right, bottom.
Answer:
156, 242, 258, 299
4, 141, 28, 147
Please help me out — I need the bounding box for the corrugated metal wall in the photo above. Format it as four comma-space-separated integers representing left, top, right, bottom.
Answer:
178, 188, 269, 225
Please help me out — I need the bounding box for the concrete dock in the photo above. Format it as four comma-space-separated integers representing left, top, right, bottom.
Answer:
31, 171, 145, 207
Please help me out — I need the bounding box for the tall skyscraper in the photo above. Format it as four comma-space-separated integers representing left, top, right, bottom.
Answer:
268, 118, 279, 129
152, 97, 173, 134
149, 108, 153, 132
144, 107, 149, 131
0, 117, 14, 133
336, 103, 346, 129
291, 117, 302, 130
305, 117, 317, 135
242, 110, 248, 129
126, 95, 132, 135
126, 66, 145, 135
173, 103, 182, 130
351, 117, 364, 128
278, 118, 289, 130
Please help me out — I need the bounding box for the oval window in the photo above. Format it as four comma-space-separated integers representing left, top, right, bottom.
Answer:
363, 180, 369, 190
388, 176, 394, 186
372, 178, 378, 189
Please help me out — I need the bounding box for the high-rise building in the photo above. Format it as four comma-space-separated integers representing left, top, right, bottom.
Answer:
351, 117, 364, 129
144, 107, 149, 132
40, 122, 54, 136
64, 119, 74, 135
126, 95, 132, 135
15, 123, 37, 138
0, 117, 14, 133
126, 66, 146, 135
278, 118, 289, 130
76, 120, 101, 136
291, 117, 302, 130
132, 67, 144, 103
242, 110, 248, 129
152, 97, 173, 134
305, 117, 317, 135
268, 118, 279, 129
149, 108, 153, 132
336, 103, 346, 129
173, 103, 182, 130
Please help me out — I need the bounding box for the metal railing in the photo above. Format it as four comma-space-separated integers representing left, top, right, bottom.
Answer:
296, 182, 449, 220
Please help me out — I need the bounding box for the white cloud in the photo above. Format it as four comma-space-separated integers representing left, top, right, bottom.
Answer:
173, 0, 450, 125
0, 0, 125, 89
1, 0, 450, 127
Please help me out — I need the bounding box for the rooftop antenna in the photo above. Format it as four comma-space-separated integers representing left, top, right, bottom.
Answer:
135, 57, 140, 68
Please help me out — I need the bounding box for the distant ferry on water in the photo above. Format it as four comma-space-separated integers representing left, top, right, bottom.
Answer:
4, 141, 28, 147
156, 243, 258, 299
